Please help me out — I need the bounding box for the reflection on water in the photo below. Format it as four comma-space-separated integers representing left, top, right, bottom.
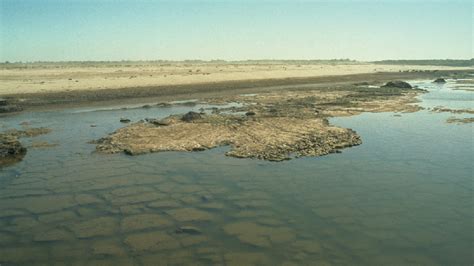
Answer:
0, 80, 472, 265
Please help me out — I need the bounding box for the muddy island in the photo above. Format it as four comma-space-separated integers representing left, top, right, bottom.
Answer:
95, 80, 425, 161
95, 113, 362, 161
0, 127, 52, 167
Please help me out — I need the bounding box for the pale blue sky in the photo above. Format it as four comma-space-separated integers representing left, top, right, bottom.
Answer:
0, 0, 472, 61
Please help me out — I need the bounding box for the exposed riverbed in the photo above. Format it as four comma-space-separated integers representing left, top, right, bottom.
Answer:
0, 79, 472, 265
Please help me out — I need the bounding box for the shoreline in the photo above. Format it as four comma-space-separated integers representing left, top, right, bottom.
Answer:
2, 69, 472, 112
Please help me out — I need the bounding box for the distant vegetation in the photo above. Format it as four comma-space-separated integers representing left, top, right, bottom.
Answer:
373, 59, 473, 67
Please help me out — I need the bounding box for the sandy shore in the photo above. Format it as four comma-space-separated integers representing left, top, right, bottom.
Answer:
0, 63, 471, 112
1, 62, 471, 96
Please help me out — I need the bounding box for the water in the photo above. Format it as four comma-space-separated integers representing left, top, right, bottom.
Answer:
0, 80, 472, 265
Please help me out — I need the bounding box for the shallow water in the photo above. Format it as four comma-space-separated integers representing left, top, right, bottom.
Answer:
0, 80, 472, 265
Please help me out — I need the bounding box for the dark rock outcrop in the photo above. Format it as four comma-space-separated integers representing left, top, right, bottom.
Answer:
0, 127, 52, 168
433, 78, 446, 83
245, 111, 256, 116
181, 111, 202, 122
0, 134, 27, 167
382, 81, 412, 89
0, 135, 26, 157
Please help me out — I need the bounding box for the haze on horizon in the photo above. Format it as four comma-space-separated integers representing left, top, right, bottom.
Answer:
0, 0, 472, 62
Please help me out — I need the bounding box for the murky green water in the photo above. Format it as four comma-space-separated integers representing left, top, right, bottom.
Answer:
0, 80, 472, 265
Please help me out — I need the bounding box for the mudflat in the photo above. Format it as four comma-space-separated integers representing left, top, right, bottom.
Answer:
0, 62, 472, 110
1, 62, 472, 163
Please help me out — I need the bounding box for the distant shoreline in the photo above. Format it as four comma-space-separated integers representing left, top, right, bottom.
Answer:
1, 59, 472, 67
1, 69, 472, 112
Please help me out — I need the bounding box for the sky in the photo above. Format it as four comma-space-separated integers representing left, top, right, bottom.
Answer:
0, 0, 472, 62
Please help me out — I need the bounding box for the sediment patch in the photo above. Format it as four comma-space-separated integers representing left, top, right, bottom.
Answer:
95, 113, 361, 161
431, 106, 474, 114
94, 83, 427, 161
446, 117, 474, 124
0, 127, 52, 167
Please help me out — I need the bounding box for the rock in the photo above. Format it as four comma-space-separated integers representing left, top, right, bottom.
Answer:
433, 78, 446, 83
0, 134, 26, 158
245, 111, 256, 116
0, 98, 7, 106
175, 226, 202, 235
146, 118, 173, 126
181, 111, 202, 122
120, 118, 131, 123
0, 134, 26, 167
382, 81, 412, 89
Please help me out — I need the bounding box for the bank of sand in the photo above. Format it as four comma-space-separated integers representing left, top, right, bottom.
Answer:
1, 62, 471, 96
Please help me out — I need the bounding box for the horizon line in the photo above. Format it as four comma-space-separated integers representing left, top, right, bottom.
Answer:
2, 58, 473, 64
